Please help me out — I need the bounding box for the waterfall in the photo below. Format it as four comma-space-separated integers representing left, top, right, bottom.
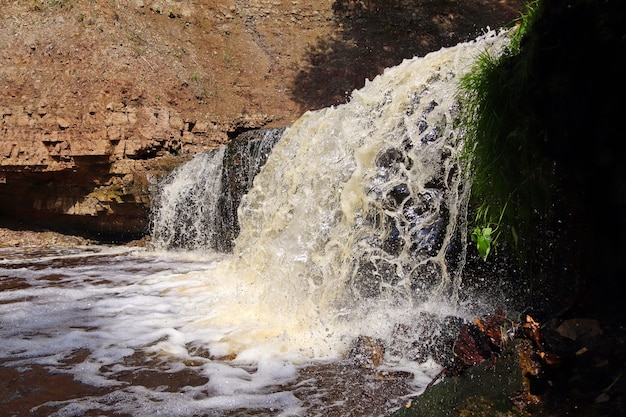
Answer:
1, 29, 561, 417
151, 31, 510, 359
150, 147, 226, 251
232, 34, 507, 303
150, 128, 285, 251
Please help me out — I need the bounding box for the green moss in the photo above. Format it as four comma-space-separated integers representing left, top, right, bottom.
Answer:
387, 342, 530, 417
459, 0, 626, 316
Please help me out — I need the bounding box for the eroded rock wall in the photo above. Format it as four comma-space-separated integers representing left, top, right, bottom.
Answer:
0, 99, 264, 237
0, 0, 330, 238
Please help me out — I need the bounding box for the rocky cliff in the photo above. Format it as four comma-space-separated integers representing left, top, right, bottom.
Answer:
0, 0, 524, 240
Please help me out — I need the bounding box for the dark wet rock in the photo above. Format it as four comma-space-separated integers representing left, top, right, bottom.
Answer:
389, 340, 535, 417
387, 311, 626, 417
216, 128, 285, 251
348, 335, 386, 368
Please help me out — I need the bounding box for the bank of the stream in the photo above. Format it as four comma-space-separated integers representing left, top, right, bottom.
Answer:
0, 0, 527, 237
395, 0, 626, 415
0, 226, 94, 248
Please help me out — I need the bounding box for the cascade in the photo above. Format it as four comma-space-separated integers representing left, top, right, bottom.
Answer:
150, 128, 284, 251
150, 31, 511, 359
0, 31, 517, 417
225, 32, 509, 350
150, 147, 226, 250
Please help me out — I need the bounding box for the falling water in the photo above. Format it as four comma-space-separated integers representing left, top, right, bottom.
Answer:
147, 29, 511, 360
1, 31, 512, 417
218, 32, 510, 355
151, 128, 285, 251
150, 147, 227, 250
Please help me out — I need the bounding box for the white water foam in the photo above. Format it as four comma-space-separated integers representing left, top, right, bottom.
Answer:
0, 246, 438, 416
0, 247, 306, 415
150, 147, 227, 251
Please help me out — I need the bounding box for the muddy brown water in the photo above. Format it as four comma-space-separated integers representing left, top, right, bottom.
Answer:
0, 246, 432, 417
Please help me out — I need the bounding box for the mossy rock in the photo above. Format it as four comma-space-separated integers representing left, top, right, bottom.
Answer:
388, 341, 533, 417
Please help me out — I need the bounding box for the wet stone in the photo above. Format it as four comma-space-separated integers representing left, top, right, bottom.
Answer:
348, 335, 386, 368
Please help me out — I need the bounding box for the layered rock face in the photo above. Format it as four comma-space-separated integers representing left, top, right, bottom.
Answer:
0, 0, 331, 238
0, 0, 524, 240
0, 96, 272, 237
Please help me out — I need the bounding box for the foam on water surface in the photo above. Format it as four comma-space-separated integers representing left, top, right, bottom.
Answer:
0, 246, 437, 416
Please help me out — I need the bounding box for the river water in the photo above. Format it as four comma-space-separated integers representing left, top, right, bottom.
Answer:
1, 30, 508, 416
0, 246, 438, 416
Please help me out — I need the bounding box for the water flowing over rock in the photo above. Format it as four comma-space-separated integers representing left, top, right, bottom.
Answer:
150, 128, 284, 251
149, 31, 512, 362
231, 32, 509, 329
0, 0, 525, 240
150, 147, 227, 251
155, 33, 515, 364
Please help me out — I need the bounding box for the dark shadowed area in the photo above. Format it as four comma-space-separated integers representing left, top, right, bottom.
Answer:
292, 0, 526, 109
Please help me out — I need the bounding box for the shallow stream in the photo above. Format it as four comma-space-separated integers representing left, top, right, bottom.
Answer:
0, 246, 438, 416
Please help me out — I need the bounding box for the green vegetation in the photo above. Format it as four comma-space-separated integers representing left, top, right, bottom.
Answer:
457, 0, 626, 316
458, 1, 548, 263
187, 70, 218, 102
470, 203, 507, 262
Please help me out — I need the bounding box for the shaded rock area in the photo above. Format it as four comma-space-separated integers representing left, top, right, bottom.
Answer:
216, 127, 285, 251
387, 310, 626, 417
385, 1, 626, 414
0, 0, 526, 241
392, 340, 534, 417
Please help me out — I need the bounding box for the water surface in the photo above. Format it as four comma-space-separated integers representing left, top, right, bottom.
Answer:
0, 246, 438, 417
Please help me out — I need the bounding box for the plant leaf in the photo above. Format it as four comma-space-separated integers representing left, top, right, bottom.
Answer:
476, 229, 492, 261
